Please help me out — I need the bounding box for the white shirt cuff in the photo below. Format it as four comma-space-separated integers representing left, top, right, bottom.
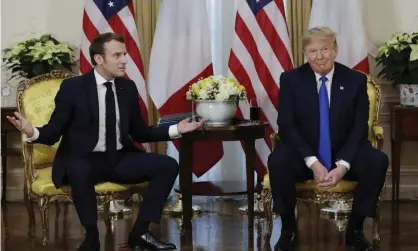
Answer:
304, 156, 318, 169
336, 159, 350, 171
168, 125, 181, 139
23, 127, 39, 142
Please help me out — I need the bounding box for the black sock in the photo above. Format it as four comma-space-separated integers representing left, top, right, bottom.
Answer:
281, 213, 297, 232
347, 213, 365, 233
85, 225, 99, 241
132, 220, 150, 237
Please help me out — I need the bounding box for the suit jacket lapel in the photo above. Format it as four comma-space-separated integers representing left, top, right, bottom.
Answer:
330, 64, 344, 143
85, 71, 100, 130
303, 64, 319, 127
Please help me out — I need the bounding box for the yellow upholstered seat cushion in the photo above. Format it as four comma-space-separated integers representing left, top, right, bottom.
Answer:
31, 168, 148, 196
263, 174, 357, 193
21, 79, 64, 166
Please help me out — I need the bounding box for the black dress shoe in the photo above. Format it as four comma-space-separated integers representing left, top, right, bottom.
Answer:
128, 232, 176, 250
346, 229, 373, 251
274, 231, 298, 251
77, 238, 100, 251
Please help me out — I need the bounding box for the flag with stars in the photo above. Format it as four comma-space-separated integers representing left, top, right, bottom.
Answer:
228, 0, 293, 177
80, 0, 150, 152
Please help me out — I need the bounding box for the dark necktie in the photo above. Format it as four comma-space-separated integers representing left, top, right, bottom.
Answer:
318, 76, 331, 170
104, 82, 117, 155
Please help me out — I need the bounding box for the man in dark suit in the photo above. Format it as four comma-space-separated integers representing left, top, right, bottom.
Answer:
267, 26, 388, 251
7, 32, 204, 251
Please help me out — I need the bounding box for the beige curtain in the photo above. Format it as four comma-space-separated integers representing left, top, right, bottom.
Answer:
286, 0, 312, 67
134, 0, 165, 153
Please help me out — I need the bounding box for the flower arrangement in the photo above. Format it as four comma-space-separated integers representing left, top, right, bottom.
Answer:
2, 34, 75, 84
376, 32, 418, 85
186, 75, 247, 102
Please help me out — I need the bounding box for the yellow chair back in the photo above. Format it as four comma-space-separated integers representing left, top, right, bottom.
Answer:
365, 75, 382, 146
17, 71, 75, 167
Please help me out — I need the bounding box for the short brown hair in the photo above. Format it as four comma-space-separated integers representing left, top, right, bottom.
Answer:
89, 33, 125, 65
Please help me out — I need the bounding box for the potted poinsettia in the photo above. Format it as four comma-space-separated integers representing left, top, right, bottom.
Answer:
2, 34, 75, 85
186, 75, 247, 126
376, 32, 418, 106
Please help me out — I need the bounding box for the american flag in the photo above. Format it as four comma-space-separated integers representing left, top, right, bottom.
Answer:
228, 0, 293, 177
80, 0, 150, 152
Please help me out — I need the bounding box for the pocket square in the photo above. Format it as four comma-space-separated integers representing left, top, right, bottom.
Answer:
340, 86, 344, 90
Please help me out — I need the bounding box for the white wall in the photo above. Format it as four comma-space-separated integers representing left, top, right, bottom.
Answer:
1, 0, 84, 200
1, 0, 418, 201
363, 0, 418, 200
1, 0, 84, 107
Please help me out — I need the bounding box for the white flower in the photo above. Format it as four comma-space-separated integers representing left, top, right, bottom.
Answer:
10, 43, 25, 56
198, 89, 209, 100
212, 75, 223, 82
186, 75, 247, 101
410, 44, 418, 61
215, 91, 229, 101
186, 90, 193, 100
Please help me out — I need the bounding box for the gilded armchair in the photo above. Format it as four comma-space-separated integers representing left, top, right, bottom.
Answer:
18, 71, 148, 246
262, 74, 384, 245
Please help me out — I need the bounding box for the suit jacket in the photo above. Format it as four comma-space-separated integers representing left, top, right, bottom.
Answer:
33, 70, 171, 188
278, 62, 369, 165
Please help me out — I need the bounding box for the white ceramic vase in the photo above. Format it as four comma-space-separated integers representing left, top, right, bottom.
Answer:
195, 100, 237, 126
400, 84, 418, 107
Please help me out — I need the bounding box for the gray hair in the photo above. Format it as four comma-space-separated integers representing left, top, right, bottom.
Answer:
302, 26, 338, 49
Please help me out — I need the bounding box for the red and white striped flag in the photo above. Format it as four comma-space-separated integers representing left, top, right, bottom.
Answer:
80, 0, 150, 152
309, 0, 370, 73
148, 0, 223, 177
228, 0, 293, 177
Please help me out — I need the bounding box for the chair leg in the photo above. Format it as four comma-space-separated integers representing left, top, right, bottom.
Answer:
38, 196, 50, 246
55, 201, 61, 218
23, 186, 35, 238
54, 201, 61, 241
103, 200, 111, 232
262, 188, 273, 240
373, 198, 381, 249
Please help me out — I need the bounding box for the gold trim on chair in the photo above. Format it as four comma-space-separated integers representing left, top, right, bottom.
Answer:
262, 74, 384, 249
17, 70, 148, 246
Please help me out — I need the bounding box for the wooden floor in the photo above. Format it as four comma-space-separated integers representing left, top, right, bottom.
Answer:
1, 198, 417, 251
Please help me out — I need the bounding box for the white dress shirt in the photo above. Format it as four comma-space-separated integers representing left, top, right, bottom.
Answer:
94, 70, 123, 151
304, 68, 351, 171
25, 69, 181, 148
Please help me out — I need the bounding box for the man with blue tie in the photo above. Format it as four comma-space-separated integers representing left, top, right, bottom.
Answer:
267, 26, 388, 251
7, 33, 204, 251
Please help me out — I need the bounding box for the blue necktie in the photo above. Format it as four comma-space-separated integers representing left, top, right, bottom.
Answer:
318, 76, 331, 170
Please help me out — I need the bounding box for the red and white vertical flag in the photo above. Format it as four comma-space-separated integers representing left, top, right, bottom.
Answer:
80, 0, 150, 151
148, 0, 223, 177
228, 0, 294, 177
309, 0, 370, 73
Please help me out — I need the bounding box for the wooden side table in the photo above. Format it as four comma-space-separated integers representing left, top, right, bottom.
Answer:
1, 107, 21, 203
390, 105, 418, 201
177, 121, 268, 229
